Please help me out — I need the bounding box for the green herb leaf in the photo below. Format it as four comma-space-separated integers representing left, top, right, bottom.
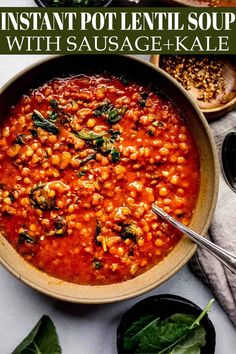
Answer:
93, 100, 112, 117
137, 314, 194, 354
75, 128, 105, 141
94, 218, 102, 246
107, 107, 127, 124
124, 315, 159, 350
50, 99, 58, 109
110, 148, 120, 162
11, 315, 61, 354
93, 101, 127, 124
29, 184, 57, 211
19, 231, 37, 245
32, 110, 59, 135
169, 327, 206, 354
29, 129, 38, 138
93, 258, 103, 269
79, 152, 97, 166
14, 134, 27, 146
120, 224, 141, 243
48, 111, 58, 123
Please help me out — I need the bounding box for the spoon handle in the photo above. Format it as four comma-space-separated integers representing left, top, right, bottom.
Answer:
152, 204, 236, 274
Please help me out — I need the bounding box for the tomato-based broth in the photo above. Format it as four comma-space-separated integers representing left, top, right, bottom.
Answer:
0, 74, 200, 285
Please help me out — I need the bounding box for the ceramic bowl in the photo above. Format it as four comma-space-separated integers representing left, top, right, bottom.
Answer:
117, 294, 216, 354
0, 55, 219, 303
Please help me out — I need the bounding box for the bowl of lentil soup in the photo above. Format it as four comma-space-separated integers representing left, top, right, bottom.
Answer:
0, 55, 219, 303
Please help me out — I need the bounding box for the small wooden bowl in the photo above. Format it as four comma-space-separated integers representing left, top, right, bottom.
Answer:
151, 55, 236, 120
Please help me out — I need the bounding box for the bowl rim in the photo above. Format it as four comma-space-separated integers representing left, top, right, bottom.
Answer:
0, 55, 219, 303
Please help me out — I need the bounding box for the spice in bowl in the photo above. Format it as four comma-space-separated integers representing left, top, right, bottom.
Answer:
159, 55, 236, 111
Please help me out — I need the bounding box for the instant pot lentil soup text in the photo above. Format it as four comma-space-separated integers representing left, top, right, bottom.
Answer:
0, 74, 200, 285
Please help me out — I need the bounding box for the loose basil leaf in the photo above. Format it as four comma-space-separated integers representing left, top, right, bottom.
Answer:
32, 110, 59, 135
11, 315, 61, 354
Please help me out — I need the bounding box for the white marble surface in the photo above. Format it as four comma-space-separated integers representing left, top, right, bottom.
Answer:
0, 1, 236, 353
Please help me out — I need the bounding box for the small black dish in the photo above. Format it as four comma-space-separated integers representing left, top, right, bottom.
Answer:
117, 294, 216, 354
222, 132, 236, 193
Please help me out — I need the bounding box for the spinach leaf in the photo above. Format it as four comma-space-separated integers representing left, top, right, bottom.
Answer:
18, 231, 37, 245
107, 107, 127, 124
124, 315, 159, 350
123, 300, 214, 354
120, 224, 141, 243
29, 129, 38, 138
94, 100, 112, 117
75, 128, 105, 141
110, 148, 120, 162
14, 134, 27, 146
32, 110, 59, 135
48, 111, 58, 123
50, 99, 58, 109
93, 258, 103, 269
29, 184, 57, 211
137, 314, 194, 354
54, 216, 67, 236
94, 218, 102, 246
93, 100, 127, 124
79, 152, 97, 166
169, 327, 206, 354
11, 315, 61, 354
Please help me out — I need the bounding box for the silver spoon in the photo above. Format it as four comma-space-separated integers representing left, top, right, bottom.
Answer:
152, 204, 236, 274
222, 132, 236, 193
